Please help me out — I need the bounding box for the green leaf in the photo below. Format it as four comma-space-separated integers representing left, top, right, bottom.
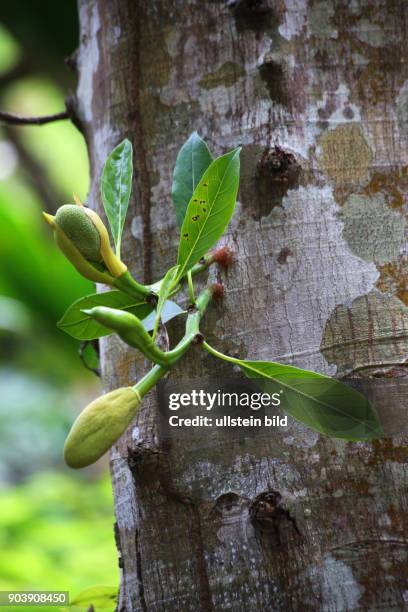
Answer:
80, 341, 100, 373
238, 360, 383, 440
152, 265, 180, 340
57, 291, 152, 340
58, 291, 184, 340
172, 132, 213, 228
176, 147, 240, 279
65, 585, 117, 610
101, 138, 133, 257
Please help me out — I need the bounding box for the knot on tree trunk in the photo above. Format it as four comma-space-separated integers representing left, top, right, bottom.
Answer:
250, 490, 301, 546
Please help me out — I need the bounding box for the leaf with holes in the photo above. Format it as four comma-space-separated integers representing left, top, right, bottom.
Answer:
238, 360, 383, 440
101, 138, 133, 257
172, 132, 213, 228
176, 147, 240, 279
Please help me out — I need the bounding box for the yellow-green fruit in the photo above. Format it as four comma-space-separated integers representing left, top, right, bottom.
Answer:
55, 204, 103, 263
64, 387, 141, 469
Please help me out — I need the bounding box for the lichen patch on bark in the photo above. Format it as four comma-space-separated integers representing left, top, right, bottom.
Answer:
321, 290, 408, 377
397, 80, 408, 144
307, 0, 337, 40
199, 62, 245, 90
355, 17, 386, 47
363, 168, 408, 210
303, 554, 363, 610
339, 193, 406, 265
235, 184, 378, 375
140, 27, 172, 89
317, 123, 372, 191
376, 257, 408, 306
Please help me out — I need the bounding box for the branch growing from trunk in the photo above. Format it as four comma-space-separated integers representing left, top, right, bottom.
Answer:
0, 109, 69, 126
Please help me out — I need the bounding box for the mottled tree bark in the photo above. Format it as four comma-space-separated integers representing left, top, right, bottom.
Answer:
76, 1, 408, 609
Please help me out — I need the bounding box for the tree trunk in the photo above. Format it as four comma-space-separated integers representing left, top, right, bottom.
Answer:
76, 1, 408, 609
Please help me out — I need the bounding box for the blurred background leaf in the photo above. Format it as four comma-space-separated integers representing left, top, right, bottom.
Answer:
0, 1, 118, 606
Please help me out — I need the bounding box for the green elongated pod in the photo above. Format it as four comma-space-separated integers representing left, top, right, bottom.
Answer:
82, 306, 170, 365
64, 387, 141, 469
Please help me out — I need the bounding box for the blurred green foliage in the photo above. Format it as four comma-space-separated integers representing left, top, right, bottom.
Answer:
0, 472, 118, 611
0, 22, 21, 73
0, 50, 93, 384
0, 9, 119, 607
0, 369, 72, 481
1, 0, 79, 84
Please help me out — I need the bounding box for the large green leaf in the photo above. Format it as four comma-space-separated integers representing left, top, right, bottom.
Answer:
100, 139, 133, 257
57, 291, 152, 340
238, 360, 383, 440
152, 265, 180, 340
58, 291, 184, 340
64, 585, 117, 610
176, 147, 241, 279
172, 132, 213, 228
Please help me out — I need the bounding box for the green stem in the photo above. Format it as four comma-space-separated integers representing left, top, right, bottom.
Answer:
202, 341, 241, 365
151, 315, 160, 343
150, 254, 213, 298
134, 363, 168, 396
132, 288, 214, 393
187, 270, 195, 304
165, 287, 212, 365
184, 254, 214, 281
116, 238, 122, 260
189, 257, 210, 276
113, 270, 154, 302
192, 286, 213, 316
130, 248, 224, 304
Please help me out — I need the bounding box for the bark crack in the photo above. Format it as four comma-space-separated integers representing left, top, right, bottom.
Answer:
128, 2, 152, 284
135, 527, 148, 612
158, 486, 214, 612
189, 505, 213, 612
157, 441, 213, 611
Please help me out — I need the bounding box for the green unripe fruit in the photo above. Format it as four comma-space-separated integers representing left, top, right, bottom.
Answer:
55, 204, 103, 263
64, 387, 141, 469
83, 306, 170, 366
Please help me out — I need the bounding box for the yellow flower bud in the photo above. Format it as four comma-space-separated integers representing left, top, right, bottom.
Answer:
64, 387, 141, 469
44, 203, 127, 280
44, 203, 151, 300
55, 204, 103, 263
84, 208, 127, 278
43, 212, 114, 285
